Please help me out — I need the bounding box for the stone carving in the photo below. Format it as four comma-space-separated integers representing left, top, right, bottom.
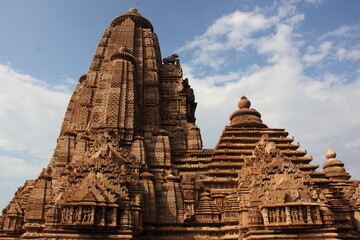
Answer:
1, 8, 360, 240
163, 53, 179, 65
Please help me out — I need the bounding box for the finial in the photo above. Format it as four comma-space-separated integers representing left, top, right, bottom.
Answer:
229, 95, 267, 128
323, 149, 351, 180
129, 8, 138, 13
238, 96, 251, 109
325, 149, 336, 159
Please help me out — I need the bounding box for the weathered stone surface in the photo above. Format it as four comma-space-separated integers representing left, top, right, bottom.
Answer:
1, 8, 360, 240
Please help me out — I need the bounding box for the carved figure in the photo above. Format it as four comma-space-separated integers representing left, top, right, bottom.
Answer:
163, 53, 179, 65
310, 189, 319, 201
268, 208, 276, 223
61, 207, 71, 223
280, 207, 286, 222
291, 207, 299, 222
106, 208, 114, 225
73, 207, 79, 223
82, 207, 92, 223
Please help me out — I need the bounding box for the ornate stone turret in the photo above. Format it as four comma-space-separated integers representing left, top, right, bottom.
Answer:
195, 192, 220, 223
323, 149, 351, 180
229, 96, 267, 128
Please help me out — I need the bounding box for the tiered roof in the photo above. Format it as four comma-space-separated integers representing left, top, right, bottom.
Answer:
203, 97, 320, 189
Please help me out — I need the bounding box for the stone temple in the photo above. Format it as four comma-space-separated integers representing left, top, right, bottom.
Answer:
1, 8, 360, 240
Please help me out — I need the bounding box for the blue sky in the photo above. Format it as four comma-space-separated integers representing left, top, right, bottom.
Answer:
0, 0, 359, 210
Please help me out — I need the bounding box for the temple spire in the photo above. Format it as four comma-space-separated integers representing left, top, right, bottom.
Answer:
229, 96, 267, 128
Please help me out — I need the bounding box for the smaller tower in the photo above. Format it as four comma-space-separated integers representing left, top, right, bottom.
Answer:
323, 149, 351, 180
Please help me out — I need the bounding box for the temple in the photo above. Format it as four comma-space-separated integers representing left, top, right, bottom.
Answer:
1, 8, 360, 240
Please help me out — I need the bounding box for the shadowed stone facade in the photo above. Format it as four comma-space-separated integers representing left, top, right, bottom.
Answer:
1, 9, 360, 240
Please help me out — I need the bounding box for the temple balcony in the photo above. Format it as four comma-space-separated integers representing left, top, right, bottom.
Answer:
258, 204, 323, 229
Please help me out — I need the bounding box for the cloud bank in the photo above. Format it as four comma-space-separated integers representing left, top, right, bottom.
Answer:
179, 1, 360, 179
0, 64, 72, 208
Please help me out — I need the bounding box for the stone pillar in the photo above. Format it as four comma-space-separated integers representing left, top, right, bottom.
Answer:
285, 206, 292, 224
90, 206, 95, 224
306, 206, 313, 224
299, 207, 304, 223
78, 206, 83, 223
276, 207, 280, 224
100, 207, 106, 226
262, 208, 269, 225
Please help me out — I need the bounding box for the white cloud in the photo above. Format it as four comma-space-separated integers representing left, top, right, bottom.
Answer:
0, 64, 71, 159
302, 41, 332, 64
276, 0, 298, 19
0, 155, 43, 179
320, 25, 360, 40
0, 63, 72, 210
179, 10, 270, 68
255, 23, 300, 64
345, 137, 360, 149
336, 45, 360, 61
0, 155, 45, 210
305, 0, 325, 6
317, 25, 360, 63
285, 13, 305, 26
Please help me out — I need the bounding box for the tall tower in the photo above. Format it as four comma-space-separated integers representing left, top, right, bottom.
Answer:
0, 8, 201, 239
